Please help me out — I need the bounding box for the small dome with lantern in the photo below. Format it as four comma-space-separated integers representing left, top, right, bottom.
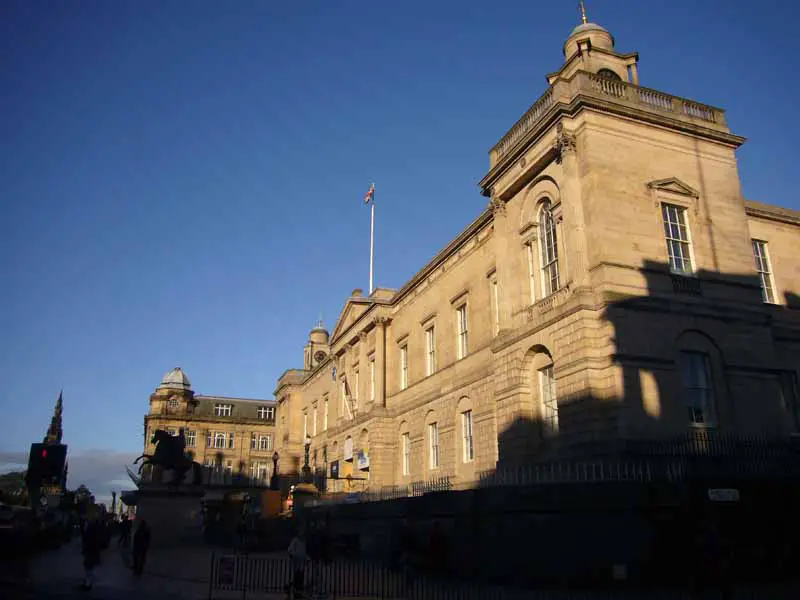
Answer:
563, 2, 615, 60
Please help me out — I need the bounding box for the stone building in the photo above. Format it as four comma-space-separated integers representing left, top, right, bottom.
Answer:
274, 10, 800, 492
143, 367, 277, 483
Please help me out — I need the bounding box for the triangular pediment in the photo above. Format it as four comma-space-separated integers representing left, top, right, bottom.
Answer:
330, 298, 371, 342
647, 177, 700, 199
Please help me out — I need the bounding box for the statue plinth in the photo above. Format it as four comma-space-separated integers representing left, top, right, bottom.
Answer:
134, 481, 205, 548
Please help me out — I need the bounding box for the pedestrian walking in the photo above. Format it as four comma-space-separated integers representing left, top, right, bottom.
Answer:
80, 516, 105, 590
132, 519, 151, 576
287, 529, 308, 594
118, 515, 132, 547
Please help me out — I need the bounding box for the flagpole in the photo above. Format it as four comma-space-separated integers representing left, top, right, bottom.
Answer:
369, 185, 375, 295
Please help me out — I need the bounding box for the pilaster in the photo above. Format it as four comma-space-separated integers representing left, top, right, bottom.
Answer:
489, 196, 515, 333
553, 122, 589, 288
374, 317, 389, 408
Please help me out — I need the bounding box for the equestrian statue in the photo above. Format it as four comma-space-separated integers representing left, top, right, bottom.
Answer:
133, 429, 202, 486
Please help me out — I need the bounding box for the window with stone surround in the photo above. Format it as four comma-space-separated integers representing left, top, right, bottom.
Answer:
369, 355, 376, 402
680, 351, 714, 426
462, 410, 474, 462
312, 404, 318, 436
752, 240, 776, 303
662, 203, 694, 274
303, 411, 308, 439
525, 242, 537, 304
428, 422, 440, 469
399, 344, 408, 390
168, 397, 179, 411
250, 433, 257, 449
539, 365, 558, 434
456, 304, 468, 360
213, 432, 226, 449
425, 326, 436, 376
489, 272, 500, 335
250, 462, 269, 481
214, 404, 232, 417
259, 435, 272, 451
257, 406, 275, 420
186, 430, 196, 447
323, 397, 329, 430
402, 432, 411, 476
353, 367, 360, 408
539, 200, 560, 296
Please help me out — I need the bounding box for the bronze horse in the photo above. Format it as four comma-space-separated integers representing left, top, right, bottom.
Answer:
133, 429, 201, 485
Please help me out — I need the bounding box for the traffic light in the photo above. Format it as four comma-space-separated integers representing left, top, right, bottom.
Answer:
27, 443, 67, 486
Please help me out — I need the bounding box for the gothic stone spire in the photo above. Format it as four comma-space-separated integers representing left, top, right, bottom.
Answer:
44, 390, 63, 444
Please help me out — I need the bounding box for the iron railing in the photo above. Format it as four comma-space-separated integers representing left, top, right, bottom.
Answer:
208, 555, 532, 600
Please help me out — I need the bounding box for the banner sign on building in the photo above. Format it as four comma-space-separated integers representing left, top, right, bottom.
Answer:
343, 437, 354, 462
357, 450, 370, 471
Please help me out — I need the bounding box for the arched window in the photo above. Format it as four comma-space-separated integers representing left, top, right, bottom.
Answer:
527, 346, 558, 436
539, 201, 560, 296
425, 411, 440, 470
597, 68, 621, 80
214, 432, 226, 449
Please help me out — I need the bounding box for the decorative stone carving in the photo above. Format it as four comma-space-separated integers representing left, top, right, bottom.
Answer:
358, 331, 368, 341
553, 123, 577, 164
489, 196, 506, 217
373, 316, 391, 326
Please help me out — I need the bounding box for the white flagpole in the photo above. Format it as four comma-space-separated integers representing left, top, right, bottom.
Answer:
369, 184, 375, 295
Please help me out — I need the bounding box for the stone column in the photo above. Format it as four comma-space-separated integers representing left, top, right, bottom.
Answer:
553, 123, 589, 288
374, 317, 389, 408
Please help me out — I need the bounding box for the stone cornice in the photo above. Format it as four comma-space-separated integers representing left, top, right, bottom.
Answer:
391, 210, 494, 306
144, 414, 276, 429
745, 200, 800, 227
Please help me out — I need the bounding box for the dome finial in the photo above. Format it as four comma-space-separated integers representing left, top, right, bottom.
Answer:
579, 0, 588, 25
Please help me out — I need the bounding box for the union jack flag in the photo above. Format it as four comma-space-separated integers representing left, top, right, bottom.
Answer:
364, 183, 375, 204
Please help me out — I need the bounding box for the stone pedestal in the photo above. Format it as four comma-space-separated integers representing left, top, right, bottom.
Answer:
134, 484, 205, 547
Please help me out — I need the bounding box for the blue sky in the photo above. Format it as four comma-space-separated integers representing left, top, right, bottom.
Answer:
1, 0, 798, 499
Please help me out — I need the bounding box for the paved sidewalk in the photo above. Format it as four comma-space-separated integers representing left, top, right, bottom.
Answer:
26, 539, 211, 599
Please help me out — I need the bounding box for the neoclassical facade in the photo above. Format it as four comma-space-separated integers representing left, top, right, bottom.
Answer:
143, 367, 277, 482
276, 14, 800, 491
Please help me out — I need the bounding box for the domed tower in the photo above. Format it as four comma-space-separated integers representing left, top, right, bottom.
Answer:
303, 320, 330, 370
149, 367, 195, 417
547, 1, 639, 86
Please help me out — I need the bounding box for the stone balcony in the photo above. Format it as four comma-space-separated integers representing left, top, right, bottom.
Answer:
488, 71, 731, 170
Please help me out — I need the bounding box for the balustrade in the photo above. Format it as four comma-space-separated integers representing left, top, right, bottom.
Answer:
491, 71, 724, 163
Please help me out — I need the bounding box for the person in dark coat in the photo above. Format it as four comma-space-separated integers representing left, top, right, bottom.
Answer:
132, 520, 151, 576
81, 517, 105, 590
118, 516, 132, 547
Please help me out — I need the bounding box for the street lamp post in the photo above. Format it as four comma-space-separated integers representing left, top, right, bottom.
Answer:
302, 435, 312, 483
270, 452, 280, 491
